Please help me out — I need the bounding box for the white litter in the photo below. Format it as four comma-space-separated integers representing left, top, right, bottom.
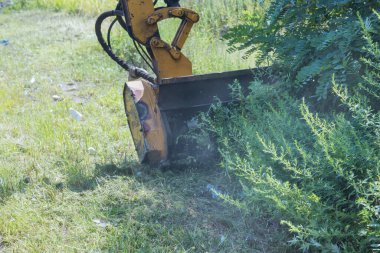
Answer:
93, 219, 108, 229
52, 95, 62, 101
88, 147, 96, 155
69, 108, 83, 121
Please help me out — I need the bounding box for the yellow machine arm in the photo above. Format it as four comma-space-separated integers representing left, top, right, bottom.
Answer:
96, 0, 200, 165
97, 0, 257, 166
120, 0, 199, 80
95, 0, 199, 81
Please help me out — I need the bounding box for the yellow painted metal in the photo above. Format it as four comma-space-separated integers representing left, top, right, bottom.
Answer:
123, 83, 146, 161
122, 2, 198, 80
172, 19, 195, 50
121, 1, 200, 164
146, 7, 199, 24
146, 7, 199, 50
123, 80, 168, 164
121, 0, 158, 44
147, 7, 198, 79
150, 38, 192, 80
150, 38, 181, 60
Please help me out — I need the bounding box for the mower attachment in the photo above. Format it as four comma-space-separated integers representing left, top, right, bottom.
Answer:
123, 68, 260, 165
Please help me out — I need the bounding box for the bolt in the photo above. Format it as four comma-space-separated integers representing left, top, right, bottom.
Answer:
147, 17, 155, 25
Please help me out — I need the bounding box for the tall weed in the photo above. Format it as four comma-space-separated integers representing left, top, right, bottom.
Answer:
203, 13, 380, 252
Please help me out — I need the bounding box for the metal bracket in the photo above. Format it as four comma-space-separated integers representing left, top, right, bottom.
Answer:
146, 7, 199, 25
150, 37, 182, 60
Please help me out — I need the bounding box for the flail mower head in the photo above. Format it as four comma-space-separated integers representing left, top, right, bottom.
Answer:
96, 0, 257, 165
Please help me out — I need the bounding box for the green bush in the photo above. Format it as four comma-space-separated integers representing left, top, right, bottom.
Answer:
224, 0, 380, 102
203, 13, 380, 252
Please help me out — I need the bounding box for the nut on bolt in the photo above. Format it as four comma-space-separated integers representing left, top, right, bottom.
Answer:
151, 38, 160, 47
169, 9, 184, 17
147, 17, 156, 25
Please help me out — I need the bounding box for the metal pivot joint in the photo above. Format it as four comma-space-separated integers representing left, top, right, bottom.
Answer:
150, 38, 181, 60
146, 7, 199, 51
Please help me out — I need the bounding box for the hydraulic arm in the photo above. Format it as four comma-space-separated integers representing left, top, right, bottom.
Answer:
96, 0, 199, 82
96, 0, 258, 165
95, 0, 201, 164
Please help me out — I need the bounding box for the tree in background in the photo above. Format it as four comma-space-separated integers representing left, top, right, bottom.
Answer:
224, 0, 380, 103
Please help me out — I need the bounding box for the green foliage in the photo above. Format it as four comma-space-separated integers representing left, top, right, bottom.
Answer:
224, 0, 380, 101
9, 0, 114, 15
204, 13, 380, 252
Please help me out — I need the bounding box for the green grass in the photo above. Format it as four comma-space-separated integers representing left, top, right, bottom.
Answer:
0, 10, 282, 252
10, 0, 114, 15
9, 0, 259, 73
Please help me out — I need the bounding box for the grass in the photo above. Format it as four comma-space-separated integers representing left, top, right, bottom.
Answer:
9, 0, 259, 74
9, 0, 114, 15
0, 9, 284, 252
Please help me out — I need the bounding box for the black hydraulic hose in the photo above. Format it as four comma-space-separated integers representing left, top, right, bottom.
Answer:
113, 1, 155, 72
95, 10, 156, 83
164, 0, 180, 7
107, 17, 118, 49
133, 39, 154, 71
115, 1, 129, 32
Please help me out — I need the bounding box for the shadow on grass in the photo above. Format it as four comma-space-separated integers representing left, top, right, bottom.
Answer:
65, 160, 141, 192
64, 160, 292, 252
96, 162, 289, 252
